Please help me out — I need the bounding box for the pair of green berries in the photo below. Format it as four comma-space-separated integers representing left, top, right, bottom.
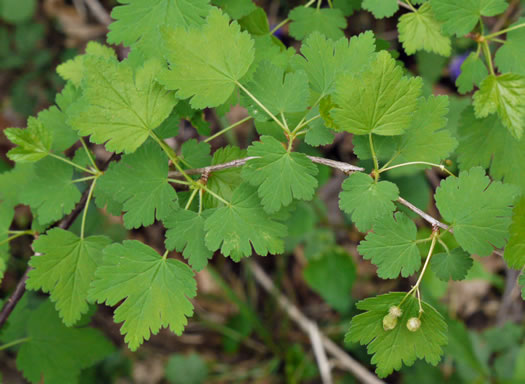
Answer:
382, 306, 421, 332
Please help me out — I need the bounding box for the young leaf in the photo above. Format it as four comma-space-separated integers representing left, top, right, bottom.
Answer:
4, 117, 51, 162
16, 300, 114, 384
107, 0, 211, 58
504, 197, 525, 269
435, 167, 519, 256
69, 57, 175, 154
357, 212, 421, 279
303, 247, 356, 313
203, 146, 246, 209
164, 209, 213, 271
0, 203, 14, 281
0, 163, 34, 208
97, 141, 178, 229
346, 292, 447, 378
21, 158, 81, 225
398, 3, 451, 56
158, 8, 254, 109
430, 247, 473, 281
181, 139, 212, 169
362, 0, 398, 19
204, 183, 287, 261
457, 107, 525, 192
339, 172, 400, 232
243, 62, 309, 118
294, 31, 376, 96
332, 51, 422, 135
26, 228, 111, 326
288, 7, 347, 41
456, 53, 489, 94
88, 240, 197, 351
494, 18, 525, 75
304, 108, 335, 147
473, 73, 525, 139
431, 0, 508, 36
242, 136, 318, 213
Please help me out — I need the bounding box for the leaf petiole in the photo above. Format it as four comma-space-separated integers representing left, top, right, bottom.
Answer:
379, 161, 455, 177
0, 230, 35, 246
49, 153, 97, 175
79, 137, 100, 172
204, 116, 253, 143
484, 21, 525, 39
185, 188, 199, 210
0, 337, 31, 351
200, 184, 230, 206
80, 179, 97, 240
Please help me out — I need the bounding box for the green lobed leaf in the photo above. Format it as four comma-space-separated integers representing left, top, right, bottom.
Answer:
4, 117, 52, 163
357, 212, 421, 279
107, 0, 212, 59
504, 197, 525, 269
339, 172, 399, 232
204, 183, 287, 261
456, 52, 489, 94
332, 51, 422, 135
456, 107, 525, 192
0, 203, 14, 281
473, 73, 525, 139
288, 6, 347, 41
158, 8, 254, 109
303, 247, 356, 313
362, 0, 398, 18
435, 167, 519, 256
69, 57, 176, 154
304, 107, 335, 146
26, 228, 111, 326
181, 139, 212, 169
0, 163, 33, 208
97, 141, 178, 229
212, 0, 256, 19
431, 0, 508, 36
333, 0, 362, 16
88, 240, 197, 351
495, 18, 525, 76
203, 146, 247, 209
243, 62, 309, 118
398, 3, 451, 57
242, 136, 318, 213
345, 292, 447, 378
21, 158, 81, 225
16, 300, 114, 384
294, 31, 376, 96
430, 247, 473, 281
164, 209, 213, 271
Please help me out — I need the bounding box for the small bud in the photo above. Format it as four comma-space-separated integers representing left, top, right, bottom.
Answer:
406, 317, 421, 332
388, 305, 402, 318
383, 314, 398, 331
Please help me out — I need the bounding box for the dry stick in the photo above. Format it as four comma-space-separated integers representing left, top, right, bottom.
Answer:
0, 153, 117, 330
84, 0, 112, 26
491, 0, 520, 34
307, 321, 333, 384
248, 260, 385, 384
169, 156, 365, 177
397, 197, 451, 232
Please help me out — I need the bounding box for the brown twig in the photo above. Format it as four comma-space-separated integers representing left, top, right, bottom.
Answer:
247, 260, 385, 384
84, 0, 112, 26
397, 197, 451, 232
491, 0, 520, 34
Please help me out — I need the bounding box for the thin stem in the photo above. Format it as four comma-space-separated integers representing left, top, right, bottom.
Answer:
398, 0, 414, 11
485, 22, 525, 39
149, 131, 195, 185
437, 237, 450, 254
490, 37, 507, 44
185, 188, 199, 210
79, 137, 99, 172
292, 114, 322, 134
0, 231, 35, 246
327, 0, 333, 7
198, 189, 203, 214
380, 161, 455, 177
316, 0, 322, 10
80, 179, 97, 240
72, 176, 97, 184
49, 153, 96, 175
204, 116, 253, 143
368, 133, 379, 179
168, 178, 192, 186
0, 337, 31, 351
236, 82, 288, 133
270, 18, 289, 35
413, 231, 438, 289
162, 250, 169, 260
481, 41, 495, 75
201, 185, 230, 206
397, 197, 451, 232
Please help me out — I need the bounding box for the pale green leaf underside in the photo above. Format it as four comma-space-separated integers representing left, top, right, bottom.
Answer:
27, 228, 111, 326
88, 240, 197, 351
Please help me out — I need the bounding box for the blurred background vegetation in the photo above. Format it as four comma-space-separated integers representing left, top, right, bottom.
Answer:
1, 0, 525, 383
